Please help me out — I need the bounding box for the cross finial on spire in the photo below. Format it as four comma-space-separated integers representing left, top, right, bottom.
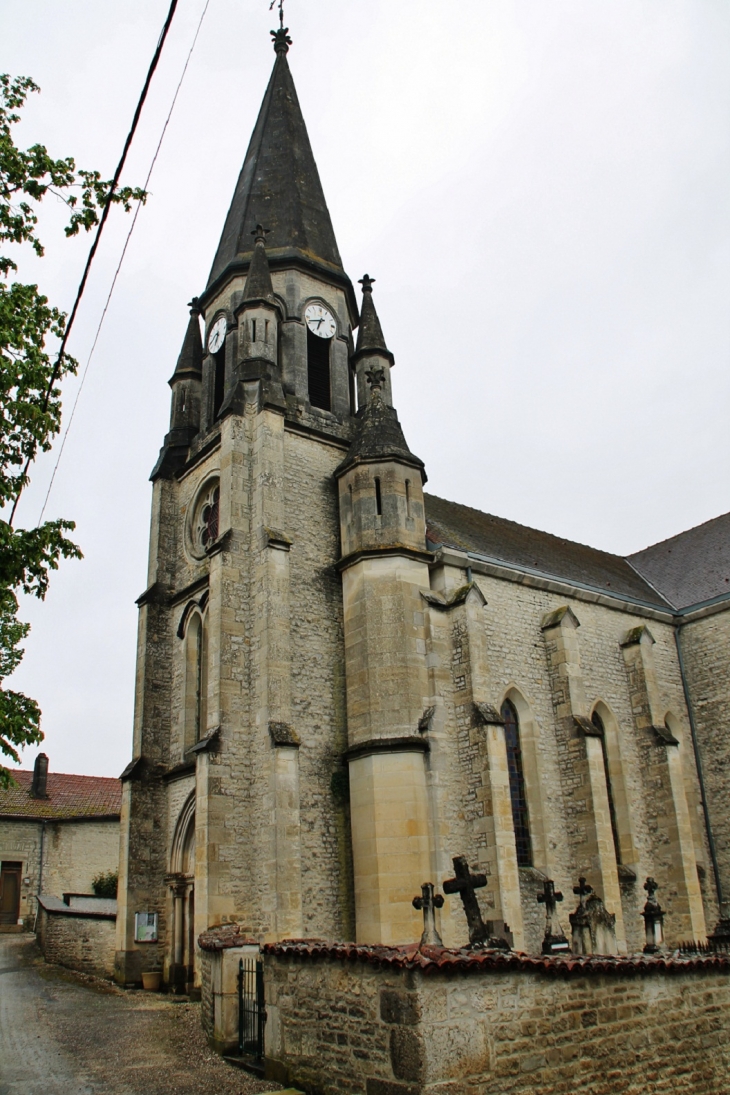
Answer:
188, 296, 201, 317
251, 223, 271, 246
359, 274, 375, 294
270, 0, 291, 53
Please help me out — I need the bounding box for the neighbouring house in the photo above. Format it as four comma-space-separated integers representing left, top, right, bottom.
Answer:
0, 753, 121, 932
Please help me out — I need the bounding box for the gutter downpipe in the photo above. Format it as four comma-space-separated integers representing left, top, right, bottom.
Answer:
674, 623, 728, 933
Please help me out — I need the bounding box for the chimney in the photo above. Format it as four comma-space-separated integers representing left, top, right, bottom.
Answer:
30, 753, 49, 799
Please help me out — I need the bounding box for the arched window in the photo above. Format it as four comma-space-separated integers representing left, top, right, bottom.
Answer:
501, 699, 532, 867
184, 612, 208, 750
591, 710, 621, 865
307, 327, 331, 410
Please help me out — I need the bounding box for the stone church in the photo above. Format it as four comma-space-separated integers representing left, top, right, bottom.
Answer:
115, 24, 730, 992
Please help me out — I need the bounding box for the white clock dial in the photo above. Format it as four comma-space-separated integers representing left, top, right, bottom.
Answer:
207, 316, 227, 355
305, 303, 336, 339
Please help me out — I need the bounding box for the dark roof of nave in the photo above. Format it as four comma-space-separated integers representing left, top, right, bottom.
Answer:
205, 42, 353, 310
0, 770, 122, 820
628, 511, 730, 610
424, 494, 673, 609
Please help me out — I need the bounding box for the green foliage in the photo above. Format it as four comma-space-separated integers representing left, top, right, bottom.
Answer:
92, 870, 119, 898
0, 74, 145, 787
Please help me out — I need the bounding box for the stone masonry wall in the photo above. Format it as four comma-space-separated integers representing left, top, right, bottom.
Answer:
38, 906, 116, 978
679, 608, 730, 913
263, 944, 730, 1095
425, 560, 716, 951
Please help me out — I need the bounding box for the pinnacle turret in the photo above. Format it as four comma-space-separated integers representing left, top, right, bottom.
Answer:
355, 275, 391, 360
242, 225, 275, 304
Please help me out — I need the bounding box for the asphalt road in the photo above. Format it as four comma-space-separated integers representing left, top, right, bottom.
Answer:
0, 934, 278, 1095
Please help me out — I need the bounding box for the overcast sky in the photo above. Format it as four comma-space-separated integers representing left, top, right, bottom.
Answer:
2, 0, 729, 779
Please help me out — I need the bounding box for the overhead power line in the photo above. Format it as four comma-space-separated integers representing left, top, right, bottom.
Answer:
10, 0, 181, 527
38, 0, 213, 525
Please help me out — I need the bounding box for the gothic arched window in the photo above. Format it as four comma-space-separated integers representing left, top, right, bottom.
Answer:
501, 699, 532, 867
591, 710, 621, 865
307, 327, 331, 411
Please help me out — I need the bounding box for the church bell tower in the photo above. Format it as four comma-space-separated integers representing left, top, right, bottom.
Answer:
116, 19, 437, 986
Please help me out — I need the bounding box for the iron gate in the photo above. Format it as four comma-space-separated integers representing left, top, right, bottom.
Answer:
238, 957, 266, 1062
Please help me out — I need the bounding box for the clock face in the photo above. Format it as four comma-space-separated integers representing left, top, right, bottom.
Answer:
207, 316, 227, 355
305, 303, 336, 339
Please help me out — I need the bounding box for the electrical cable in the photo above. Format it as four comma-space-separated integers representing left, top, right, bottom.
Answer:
37, 0, 212, 525
9, 0, 180, 527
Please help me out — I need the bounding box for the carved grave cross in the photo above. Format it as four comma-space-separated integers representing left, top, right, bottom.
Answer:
412, 882, 444, 947
443, 855, 489, 947
573, 876, 593, 908
537, 879, 570, 954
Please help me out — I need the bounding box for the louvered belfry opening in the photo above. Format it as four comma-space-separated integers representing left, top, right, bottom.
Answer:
307, 328, 331, 411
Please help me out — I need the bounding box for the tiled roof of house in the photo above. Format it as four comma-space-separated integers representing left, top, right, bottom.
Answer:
628, 511, 730, 610
424, 494, 671, 609
0, 769, 122, 821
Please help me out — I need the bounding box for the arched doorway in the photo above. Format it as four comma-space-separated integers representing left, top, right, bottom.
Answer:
168, 793, 196, 993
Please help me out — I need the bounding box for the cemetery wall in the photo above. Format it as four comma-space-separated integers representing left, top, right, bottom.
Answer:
262, 941, 730, 1095
36, 896, 117, 978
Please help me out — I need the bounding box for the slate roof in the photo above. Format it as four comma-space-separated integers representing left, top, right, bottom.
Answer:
0, 770, 122, 821
424, 494, 672, 609
206, 38, 348, 297
628, 512, 730, 611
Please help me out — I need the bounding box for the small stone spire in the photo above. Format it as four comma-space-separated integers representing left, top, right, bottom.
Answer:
352, 274, 395, 409
355, 275, 390, 358
170, 299, 203, 382
242, 224, 275, 304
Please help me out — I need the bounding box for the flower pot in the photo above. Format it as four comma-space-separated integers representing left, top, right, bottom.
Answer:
142, 971, 162, 992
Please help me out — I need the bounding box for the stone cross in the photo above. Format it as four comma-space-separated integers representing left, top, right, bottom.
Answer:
537, 879, 570, 954
641, 876, 665, 953
573, 876, 593, 908
443, 855, 489, 947
412, 883, 444, 947
358, 273, 375, 293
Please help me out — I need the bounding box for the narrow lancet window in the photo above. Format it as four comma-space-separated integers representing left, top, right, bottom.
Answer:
592, 711, 622, 864
374, 477, 382, 516
405, 479, 411, 517
501, 699, 532, 867
307, 328, 331, 410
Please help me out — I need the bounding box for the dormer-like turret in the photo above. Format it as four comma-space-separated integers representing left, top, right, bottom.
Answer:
220, 225, 284, 415
337, 280, 426, 561
151, 303, 203, 479
351, 275, 393, 409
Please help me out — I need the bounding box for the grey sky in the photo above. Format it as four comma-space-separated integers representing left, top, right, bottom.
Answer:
2, 0, 729, 778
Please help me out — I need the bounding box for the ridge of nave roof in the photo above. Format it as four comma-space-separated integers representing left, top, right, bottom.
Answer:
202, 31, 358, 325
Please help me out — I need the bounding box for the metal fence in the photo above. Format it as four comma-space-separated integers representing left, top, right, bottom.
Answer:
238, 957, 266, 1062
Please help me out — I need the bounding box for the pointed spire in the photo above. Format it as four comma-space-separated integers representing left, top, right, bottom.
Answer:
170, 300, 203, 384
205, 35, 355, 319
242, 224, 275, 304
356, 275, 388, 355
353, 275, 394, 367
